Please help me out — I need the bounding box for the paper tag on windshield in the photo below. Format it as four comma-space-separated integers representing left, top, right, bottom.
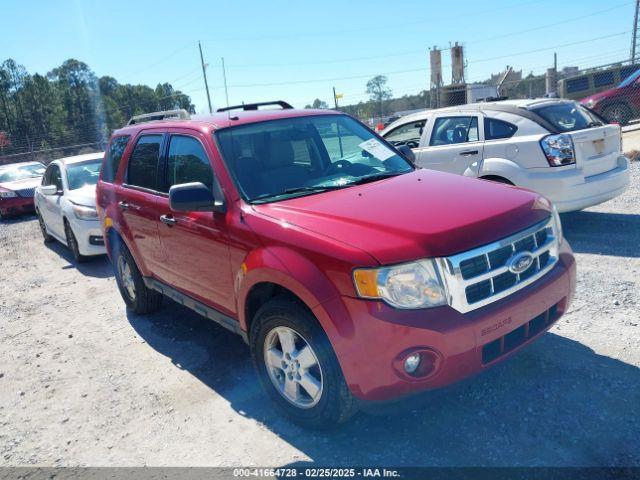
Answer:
358, 138, 395, 161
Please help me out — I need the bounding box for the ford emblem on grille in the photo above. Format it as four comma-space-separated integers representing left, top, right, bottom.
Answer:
507, 251, 534, 274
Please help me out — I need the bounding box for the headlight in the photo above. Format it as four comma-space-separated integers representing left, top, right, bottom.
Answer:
0, 190, 17, 199
551, 205, 563, 244
540, 133, 576, 167
353, 259, 447, 309
72, 203, 98, 220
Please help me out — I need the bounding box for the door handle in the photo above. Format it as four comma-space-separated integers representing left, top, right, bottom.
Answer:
118, 201, 129, 211
160, 214, 177, 227
459, 150, 479, 156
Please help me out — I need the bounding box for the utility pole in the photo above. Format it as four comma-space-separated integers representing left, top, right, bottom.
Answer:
632, 0, 640, 64
221, 57, 230, 108
198, 41, 213, 114
333, 87, 344, 157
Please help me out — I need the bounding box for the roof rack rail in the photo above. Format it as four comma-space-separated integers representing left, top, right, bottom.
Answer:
216, 101, 293, 113
127, 109, 190, 125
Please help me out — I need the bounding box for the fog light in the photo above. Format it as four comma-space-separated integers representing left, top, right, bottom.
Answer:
404, 353, 421, 374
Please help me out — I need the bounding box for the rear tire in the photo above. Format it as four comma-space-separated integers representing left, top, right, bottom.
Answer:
602, 103, 632, 126
113, 243, 163, 314
64, 220, 87, 263
37, 210, 53, 243
250, 297, 358, 429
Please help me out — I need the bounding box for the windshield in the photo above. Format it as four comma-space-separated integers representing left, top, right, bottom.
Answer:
66, 159, 102, 190
215, 114, 413, 203
0, 163, 45, 183
618, 68, 640, 88
532, 102, 604, 132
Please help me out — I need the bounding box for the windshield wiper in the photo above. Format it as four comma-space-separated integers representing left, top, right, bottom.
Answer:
250, 184, 349, 203
350, 171, 405, 185
250, 173, 408, 203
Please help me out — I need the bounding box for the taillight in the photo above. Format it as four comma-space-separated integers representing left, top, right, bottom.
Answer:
540, 133, 575, 167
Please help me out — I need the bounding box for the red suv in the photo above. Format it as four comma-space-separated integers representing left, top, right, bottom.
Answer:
96, 102, 576, 428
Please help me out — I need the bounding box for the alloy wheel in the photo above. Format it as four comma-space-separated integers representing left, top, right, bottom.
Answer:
263, 326, 323, 409
117, 255, 136, 302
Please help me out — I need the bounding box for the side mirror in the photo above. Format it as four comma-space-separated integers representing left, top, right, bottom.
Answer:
169, 182, 225, 213
397, 145, 416, 164
40, 185, 58, 196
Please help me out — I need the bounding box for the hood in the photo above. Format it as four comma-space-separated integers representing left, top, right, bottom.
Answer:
580, 88, 618, 105
66, 184, 97, 207
0, 176, 42, 191
251, 170, 551, 265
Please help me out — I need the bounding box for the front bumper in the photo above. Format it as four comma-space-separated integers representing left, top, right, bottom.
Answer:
522, 155, 630, 212
0, 196, 35, 216
68, 217, 107, 256
315, 241, 576, 402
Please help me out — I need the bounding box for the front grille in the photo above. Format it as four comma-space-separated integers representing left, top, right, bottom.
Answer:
482, 303, 559, 364
437, 217, 559, 313
15, 187, 35, 198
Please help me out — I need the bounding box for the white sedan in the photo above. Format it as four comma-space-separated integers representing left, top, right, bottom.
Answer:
34, 152, 106, 262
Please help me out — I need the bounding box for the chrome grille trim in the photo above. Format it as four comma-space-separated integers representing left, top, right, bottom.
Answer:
435, 217, 559, 313
16, 187, 36, 198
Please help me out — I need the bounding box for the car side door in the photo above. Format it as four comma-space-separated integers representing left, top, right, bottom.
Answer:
382, 118, 427, 151
118, 132, 167, 276
39, 164, 65, 239
155, 130, 235, 314
417, 114, 484, 175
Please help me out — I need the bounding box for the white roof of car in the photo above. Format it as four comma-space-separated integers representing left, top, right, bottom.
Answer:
382, 98, 575, 133
54, 152, 105, 166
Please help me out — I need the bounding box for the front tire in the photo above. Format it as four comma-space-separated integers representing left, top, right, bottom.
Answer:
37, 210, 53, 243
250, 297, 358, 428
113, 243, 162, 314
64, 220, 87, 263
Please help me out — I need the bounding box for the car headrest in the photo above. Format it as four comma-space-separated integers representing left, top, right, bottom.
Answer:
265, 138, 295, 168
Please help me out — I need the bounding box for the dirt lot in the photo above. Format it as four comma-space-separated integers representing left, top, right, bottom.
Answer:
1, 164, 639, 468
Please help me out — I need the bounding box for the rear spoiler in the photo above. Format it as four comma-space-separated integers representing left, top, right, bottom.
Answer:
127, 109, 190, 125
216, 101, 293, 113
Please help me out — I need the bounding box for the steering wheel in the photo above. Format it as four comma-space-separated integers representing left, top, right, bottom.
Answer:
404, 140, 419, 149
325, 159, 353, 175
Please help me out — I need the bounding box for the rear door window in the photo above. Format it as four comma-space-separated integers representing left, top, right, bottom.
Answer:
165, 135, 214, 191
484, 118, 518, 140
430, 116, 479, 146
103, 135, 130, 183
126, 134, 163, 191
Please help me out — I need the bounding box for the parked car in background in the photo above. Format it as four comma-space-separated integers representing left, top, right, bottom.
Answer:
97, 104, 575, 428
381, 99, 630, 212
0, 161, 46, 219
580, 68, 640, 125
34, 152, 106, 262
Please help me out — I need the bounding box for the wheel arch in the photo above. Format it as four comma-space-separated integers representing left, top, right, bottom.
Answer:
479, 157, 527, 185
238, 246, 352, 343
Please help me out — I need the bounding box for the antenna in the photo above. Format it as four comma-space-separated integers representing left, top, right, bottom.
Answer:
198, 41, 213, 114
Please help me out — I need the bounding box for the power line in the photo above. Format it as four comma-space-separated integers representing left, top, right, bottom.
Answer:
216, 32, 628, 90
222, 2, 632, 70
200, 0, 540, 44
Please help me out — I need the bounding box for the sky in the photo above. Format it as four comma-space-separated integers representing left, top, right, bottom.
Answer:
0, 0, 635, 114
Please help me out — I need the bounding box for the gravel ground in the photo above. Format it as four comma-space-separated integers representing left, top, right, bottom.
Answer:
0, 164, 639, 468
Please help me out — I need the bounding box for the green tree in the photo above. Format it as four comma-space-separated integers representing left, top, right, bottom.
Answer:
366, 75, 392, 116
0, 58, 196, 162
305, 98, 329, 109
